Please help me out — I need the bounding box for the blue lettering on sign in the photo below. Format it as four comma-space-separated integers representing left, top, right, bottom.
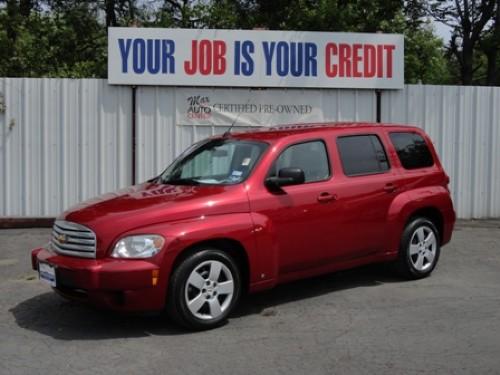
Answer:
262, 41, 275, 76
118, 38, 175, 74
262, 41, 318, 77
241, 41, 254, 75
276, 42, 289, 77
290, 42, 303, 77
234, 41, 241, 75
147, 39, 161, 74
162, 40, 175, 73
133, 39, 146, 74
118, 38, 132, 72
305, 43, 317, 76
234, 41, 254, 76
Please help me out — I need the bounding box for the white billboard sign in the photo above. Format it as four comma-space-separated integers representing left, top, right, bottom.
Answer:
108, 28, 404, 89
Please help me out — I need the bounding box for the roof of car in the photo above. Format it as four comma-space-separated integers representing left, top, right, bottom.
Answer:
228, 122, 420, 141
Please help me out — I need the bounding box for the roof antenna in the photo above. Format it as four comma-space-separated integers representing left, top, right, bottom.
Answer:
223, 99, 250, 137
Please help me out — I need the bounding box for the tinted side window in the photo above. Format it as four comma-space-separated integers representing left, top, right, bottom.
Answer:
389, 132, 434, 169
270, 141, 330, 183
337, 135, 390, 176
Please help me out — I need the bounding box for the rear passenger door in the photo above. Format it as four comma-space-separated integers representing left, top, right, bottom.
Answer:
331, 134, 399, 256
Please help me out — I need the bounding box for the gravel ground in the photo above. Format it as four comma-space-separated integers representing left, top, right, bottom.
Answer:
1, 220, 499, 375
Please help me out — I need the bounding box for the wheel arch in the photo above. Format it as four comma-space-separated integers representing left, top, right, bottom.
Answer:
170, 238, 250, 293
406, 206, 444, 243
386, 190, 448, 256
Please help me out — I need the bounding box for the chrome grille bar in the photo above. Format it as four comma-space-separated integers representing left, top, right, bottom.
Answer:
51, 220, 96, 258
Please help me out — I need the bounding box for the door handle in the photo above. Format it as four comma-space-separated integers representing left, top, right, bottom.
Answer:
317, 192, 337, 203
384, 183, 398, 193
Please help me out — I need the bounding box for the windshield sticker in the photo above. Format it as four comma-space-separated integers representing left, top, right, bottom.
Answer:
241, 158, 251, 166
231, 170, 243, 176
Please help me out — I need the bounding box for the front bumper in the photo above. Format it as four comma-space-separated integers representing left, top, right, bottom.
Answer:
31, 247, 166, 312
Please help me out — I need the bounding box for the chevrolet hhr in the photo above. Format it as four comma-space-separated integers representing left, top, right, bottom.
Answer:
32, 123, 455, 330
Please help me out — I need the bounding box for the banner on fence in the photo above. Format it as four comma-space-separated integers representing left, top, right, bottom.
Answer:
108, 28, 404, 89
176, 88, 325, 126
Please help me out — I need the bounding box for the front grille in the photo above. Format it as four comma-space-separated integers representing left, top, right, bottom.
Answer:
51, 220, 96, 258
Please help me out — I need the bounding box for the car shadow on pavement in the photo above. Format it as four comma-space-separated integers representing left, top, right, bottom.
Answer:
10, 264, 404, 340
9, 292, 187, 340
234, 264, 404, 317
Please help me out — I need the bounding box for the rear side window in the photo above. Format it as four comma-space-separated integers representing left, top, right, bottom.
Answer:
269, 140, 330, 183
337, 135, 390, 176
389, 132, 434, 169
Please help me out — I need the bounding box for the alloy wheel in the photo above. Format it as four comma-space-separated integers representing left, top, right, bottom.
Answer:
409, 226, 437, 272
184, 260, 235, 320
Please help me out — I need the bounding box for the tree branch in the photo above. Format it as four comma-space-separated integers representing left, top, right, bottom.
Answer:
471, 0, 495, 41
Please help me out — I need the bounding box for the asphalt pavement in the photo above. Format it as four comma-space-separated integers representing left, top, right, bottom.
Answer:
1, 220, 499, 375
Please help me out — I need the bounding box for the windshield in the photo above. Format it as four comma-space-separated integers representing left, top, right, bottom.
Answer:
160, 138, 268, 185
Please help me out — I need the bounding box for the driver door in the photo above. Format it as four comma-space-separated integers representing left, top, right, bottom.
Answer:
250, 139, 339, 275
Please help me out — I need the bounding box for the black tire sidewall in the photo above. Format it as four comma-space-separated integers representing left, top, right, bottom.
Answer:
399, 218, 441, 279
168, 248, 241, 330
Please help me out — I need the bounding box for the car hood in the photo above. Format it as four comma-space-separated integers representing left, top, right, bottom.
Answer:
60, 182, 250, 251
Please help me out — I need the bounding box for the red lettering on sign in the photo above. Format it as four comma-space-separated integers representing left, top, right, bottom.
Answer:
325, 43, 338, 77
352, 44, 362, 78
325, 42, 399, 79
384, 44, 395, 78
338, 43, 351, 77
213, 40, 226, 75
199, 40, 212, 75
184, 40, 198, 75
364, 44, 376, 78
377, 45, 384, 78
184, 39, 227, 75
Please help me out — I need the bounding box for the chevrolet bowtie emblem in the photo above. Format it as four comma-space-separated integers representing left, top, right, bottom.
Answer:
57, 234, 67, 243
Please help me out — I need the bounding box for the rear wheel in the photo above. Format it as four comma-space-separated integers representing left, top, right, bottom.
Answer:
167, 248, 241, 330
396, 217, 440, 279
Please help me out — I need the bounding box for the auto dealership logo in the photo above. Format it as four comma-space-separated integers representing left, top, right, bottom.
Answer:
187, 95, 212, 119
183, 93, 316, 125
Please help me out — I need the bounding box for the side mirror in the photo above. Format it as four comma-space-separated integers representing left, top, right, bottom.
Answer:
265, 167, 305, 190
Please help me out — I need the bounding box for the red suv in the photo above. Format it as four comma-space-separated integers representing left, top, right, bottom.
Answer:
32, 123, 455, 330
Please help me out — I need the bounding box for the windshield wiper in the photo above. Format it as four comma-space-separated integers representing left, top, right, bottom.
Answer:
162, 178, 201, 185
147, 176, 161, 183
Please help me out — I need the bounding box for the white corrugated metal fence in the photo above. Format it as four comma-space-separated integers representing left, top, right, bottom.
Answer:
0, 78, 132, 217
0, 79, 499, 218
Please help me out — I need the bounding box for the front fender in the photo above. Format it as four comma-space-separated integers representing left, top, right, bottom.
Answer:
128, 213, 260, 287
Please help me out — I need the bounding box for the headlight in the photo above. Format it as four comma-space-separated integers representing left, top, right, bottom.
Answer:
111, 235, 165, 258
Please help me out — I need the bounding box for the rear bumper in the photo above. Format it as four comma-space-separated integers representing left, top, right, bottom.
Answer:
31, 247, 167, 312
441, 208, 456, 246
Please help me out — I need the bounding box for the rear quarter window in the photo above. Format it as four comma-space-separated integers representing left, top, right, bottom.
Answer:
389, 132, 434, 169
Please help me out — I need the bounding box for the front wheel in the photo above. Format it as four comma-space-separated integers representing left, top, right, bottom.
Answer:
167, 249, 241, 330
396, 218, 441, 279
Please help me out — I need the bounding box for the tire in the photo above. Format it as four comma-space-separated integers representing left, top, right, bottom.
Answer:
167, 248, 241, 330
396, 217, 441, 280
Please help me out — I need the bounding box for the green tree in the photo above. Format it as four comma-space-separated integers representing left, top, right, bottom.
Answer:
0, 0, 459, 83
479, 0, 500, 85
428, 0, 496, 85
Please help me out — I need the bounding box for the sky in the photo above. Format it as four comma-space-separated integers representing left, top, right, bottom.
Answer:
434, 21, 452, 42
